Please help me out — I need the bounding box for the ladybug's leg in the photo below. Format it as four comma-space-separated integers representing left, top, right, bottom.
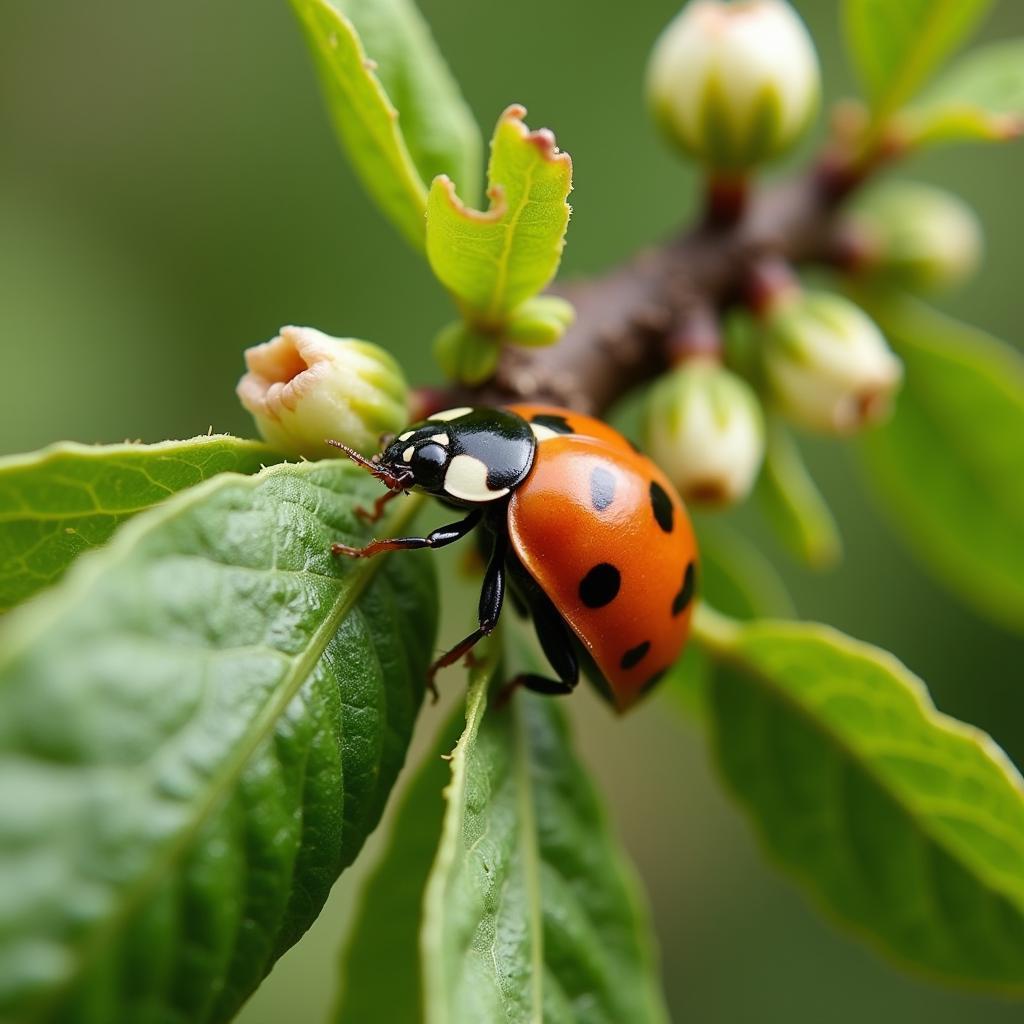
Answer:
425, 530, 507, 697
332, 508, 482, 559
498, 590, 579, 703
355, 486, 403, 524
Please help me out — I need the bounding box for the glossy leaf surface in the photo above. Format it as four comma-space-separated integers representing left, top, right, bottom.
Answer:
706, 616, 1024, 989
0, 435, 280, 612
843, 0, 992, 117
421, 666, 668, 1023
426, 105, 572, 330
0, 461, 436, 1022
858, 294, 1024, 632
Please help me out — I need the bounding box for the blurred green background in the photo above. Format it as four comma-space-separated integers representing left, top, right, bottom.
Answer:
3, 1, 1023, 1020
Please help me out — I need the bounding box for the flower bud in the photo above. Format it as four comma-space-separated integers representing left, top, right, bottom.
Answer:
237, 326, 408, 457
762, 292, 902, 434
846, 182, 982, 292
643, 360, 765, 506
646, 0, 820, 171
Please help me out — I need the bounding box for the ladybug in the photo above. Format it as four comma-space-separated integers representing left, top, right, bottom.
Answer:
330, 404, 698, 712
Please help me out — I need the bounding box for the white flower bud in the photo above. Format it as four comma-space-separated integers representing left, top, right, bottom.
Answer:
847, 182, 982, 292
237, 326, 408, 458
762, 292, 903, 434
646, 0, 820, 171
644, 360, 765, 505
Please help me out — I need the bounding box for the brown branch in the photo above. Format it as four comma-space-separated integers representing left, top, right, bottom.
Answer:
454, 163, 859, 418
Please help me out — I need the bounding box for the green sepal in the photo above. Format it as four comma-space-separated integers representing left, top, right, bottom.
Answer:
433, 321, 501, 386
505, 295, 576, 348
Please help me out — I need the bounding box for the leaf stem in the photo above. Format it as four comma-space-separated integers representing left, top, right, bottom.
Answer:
691, 601, 742, 658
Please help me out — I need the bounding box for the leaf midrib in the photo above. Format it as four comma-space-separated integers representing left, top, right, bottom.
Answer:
22, 468, 424, 1021
714, 623, 1024, 913
483, 157, 539, 322
512, 697, 544, 1024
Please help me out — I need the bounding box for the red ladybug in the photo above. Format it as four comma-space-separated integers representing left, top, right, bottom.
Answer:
330, 404, 698, 711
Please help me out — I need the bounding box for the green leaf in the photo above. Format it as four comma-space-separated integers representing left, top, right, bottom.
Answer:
667, 521, 794, 720
421, 660, 668, 1023
332, 711, 460, 1024
289, 0, 429, 248
843, 0, 993, 118
699, 613, 1024, 990
426, 104, 572, 332
0, 460, 437, 1022
0, 435, 282, 613
857, 293, 1024, 632
755, 419, 842, 570
901, 39, 1024, 146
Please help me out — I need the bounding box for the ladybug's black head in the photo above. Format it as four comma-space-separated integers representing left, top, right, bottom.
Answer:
370, 406, 537, 506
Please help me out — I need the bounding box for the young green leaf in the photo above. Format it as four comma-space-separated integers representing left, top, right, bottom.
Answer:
426, 105, 572, 332
0, 435, 282, 612
332, 711, 461, 1024
667, 522, 794, 719
289, 0, 430, 248
0, 460, 437, 1022
755, 419, 842, 570
856, 294, 1024, 632
843, 0, 993, 119
698, 613, 1024, 991
421, 665, 668, 1024
900, 39, 1024, 147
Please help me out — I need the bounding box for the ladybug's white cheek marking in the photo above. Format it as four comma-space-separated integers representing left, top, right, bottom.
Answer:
403, 446, 415, 463
444, 454, 510, 502
398, 430, 415, 442
530, 422, 558, 442
429, 406, 473, 422
430, 433, 449, 445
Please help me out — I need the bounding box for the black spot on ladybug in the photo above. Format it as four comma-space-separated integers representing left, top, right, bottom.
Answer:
589, 465, 617, 512
672, 561, 696, 616
531, 413, 575, 435
579, 563, 621, 608
649, 481, 674, 533
620, 641, 650, 670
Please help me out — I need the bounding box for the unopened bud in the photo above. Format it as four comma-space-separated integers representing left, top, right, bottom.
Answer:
846, 182, 982, 292
762, 292, 902, 434
644, 360, 765, 505
237, 326, 408, 457
646, 0, 820, 171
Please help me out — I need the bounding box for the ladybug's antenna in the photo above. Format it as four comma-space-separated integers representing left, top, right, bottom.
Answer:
325, 439, 412, 491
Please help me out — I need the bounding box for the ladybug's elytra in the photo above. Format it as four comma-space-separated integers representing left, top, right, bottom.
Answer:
330, 404, 698, 712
